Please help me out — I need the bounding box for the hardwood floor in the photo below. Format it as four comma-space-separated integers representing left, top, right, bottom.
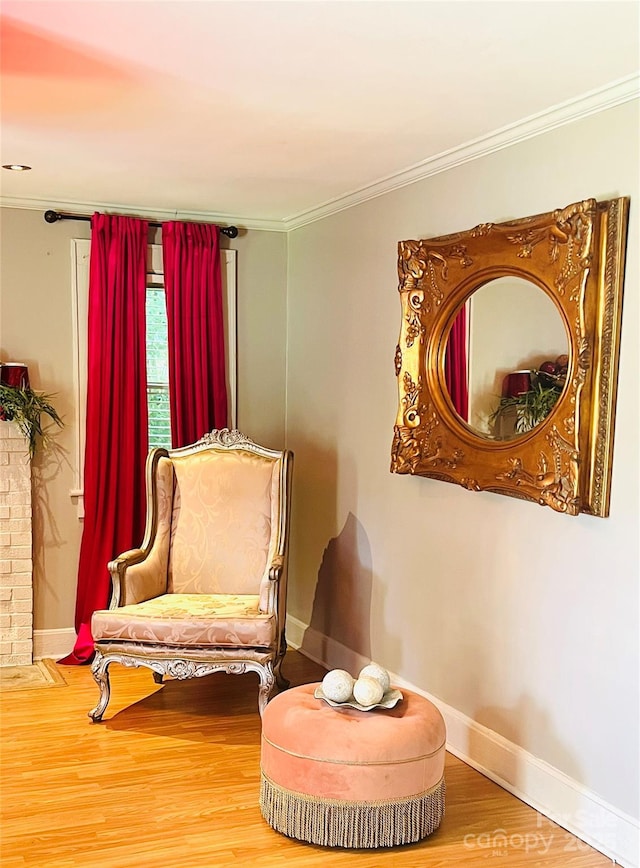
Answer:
1, 650, 613, 867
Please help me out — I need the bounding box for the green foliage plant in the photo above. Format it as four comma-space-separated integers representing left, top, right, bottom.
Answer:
0, 385, 63, 457
490, 380, 563, 435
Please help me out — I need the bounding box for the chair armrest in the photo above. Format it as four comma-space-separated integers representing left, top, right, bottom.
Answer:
259, 555, 286, 614
108, 544, 169, 608
112, 548, 145, 566
268, 554, 284, 582
107, 449, 174, 608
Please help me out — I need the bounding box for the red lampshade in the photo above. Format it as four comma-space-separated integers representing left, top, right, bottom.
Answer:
0, 363, 30, 389
502, 370, 531, 398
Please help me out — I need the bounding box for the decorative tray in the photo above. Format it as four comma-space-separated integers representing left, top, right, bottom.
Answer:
314, 686, 403, 712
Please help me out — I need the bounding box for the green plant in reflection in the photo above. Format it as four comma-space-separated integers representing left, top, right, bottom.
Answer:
491, 380, 563, 434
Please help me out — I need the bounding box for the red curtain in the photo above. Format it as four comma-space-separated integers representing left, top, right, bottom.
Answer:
445, 305, 469, 422
162, 222, 228, 447
60, 214, 149, 664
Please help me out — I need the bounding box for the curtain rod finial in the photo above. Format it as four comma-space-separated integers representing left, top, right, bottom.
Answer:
221, 226, 239, 239
44, 210, 60, 223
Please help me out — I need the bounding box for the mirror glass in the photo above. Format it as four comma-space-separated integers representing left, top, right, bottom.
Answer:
443, 277, 569, 441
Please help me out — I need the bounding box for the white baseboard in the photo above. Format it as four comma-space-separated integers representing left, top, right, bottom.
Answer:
286, 614, 639, 868
33, 628, 76, 661
285, 614, 306, 650
286, 614, 371, 673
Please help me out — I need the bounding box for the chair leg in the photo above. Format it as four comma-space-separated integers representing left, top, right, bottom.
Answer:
257, 662, 276, 717
274, 657, 290, 691
275, 632, 290, 691
88, 650, 111, 722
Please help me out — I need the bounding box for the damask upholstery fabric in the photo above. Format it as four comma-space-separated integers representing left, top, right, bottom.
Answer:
119, 457, 175, 605
92, 593, 275, 647
167, 450, 281, 600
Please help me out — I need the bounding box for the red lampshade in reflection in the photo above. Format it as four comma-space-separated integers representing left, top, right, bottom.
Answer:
0, 363, 30, 389
502, 370, 531, 398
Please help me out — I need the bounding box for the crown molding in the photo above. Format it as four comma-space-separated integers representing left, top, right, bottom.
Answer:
0, 196, 288, 233
283, 72, 640, 231
2, 74, 637, 235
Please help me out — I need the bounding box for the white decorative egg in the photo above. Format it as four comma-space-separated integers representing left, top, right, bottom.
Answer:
353, 675, 384, 707
322, 669, 355, 703
359, 663, 391, 694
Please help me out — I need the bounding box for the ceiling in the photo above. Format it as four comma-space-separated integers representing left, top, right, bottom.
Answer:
1, 1, 638, 230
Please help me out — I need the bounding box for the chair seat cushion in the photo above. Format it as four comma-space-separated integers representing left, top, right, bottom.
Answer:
92, 593, 275, 648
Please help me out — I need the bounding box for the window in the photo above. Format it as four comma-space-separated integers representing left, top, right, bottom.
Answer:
145, 277, 171, 450
71, 240, 237, 518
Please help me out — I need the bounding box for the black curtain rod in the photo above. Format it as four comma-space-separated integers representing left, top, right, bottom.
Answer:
43, 209, 239, 238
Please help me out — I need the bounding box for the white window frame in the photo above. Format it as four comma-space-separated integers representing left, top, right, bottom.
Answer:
70, 240, 237, 519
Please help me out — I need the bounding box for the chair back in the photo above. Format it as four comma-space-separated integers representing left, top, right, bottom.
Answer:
166, 446, 283, 596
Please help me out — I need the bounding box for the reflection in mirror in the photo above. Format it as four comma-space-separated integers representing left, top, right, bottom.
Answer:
444, 302, 468, 423
445, 277, 568, 441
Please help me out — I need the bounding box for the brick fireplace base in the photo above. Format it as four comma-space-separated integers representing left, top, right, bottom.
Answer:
0, 422, 33, 667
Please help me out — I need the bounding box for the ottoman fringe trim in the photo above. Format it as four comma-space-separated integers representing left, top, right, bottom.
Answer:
259, 771, 445, 849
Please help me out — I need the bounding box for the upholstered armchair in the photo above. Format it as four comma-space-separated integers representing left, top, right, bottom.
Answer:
88, 429, 293, 721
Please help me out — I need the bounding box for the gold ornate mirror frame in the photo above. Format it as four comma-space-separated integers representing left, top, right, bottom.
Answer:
391, 197, 629, 517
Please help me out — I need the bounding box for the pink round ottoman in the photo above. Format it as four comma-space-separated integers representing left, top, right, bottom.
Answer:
259, 682, 446, 848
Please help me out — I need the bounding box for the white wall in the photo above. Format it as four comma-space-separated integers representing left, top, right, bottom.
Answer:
285, 98, 639, 837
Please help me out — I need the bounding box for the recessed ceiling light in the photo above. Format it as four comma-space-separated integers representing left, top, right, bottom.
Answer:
2, 164, 32, 171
